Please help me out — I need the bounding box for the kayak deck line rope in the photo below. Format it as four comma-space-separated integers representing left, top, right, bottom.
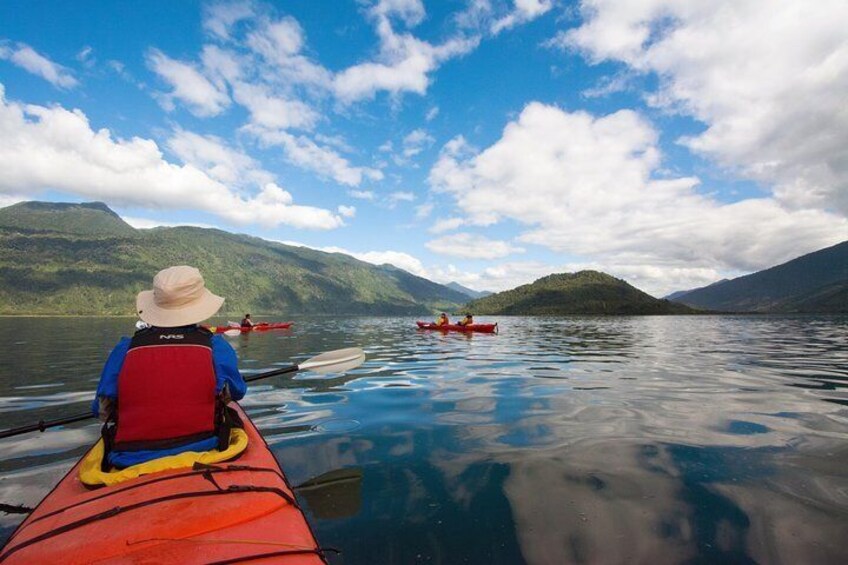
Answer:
207, 547, 341, 565
0, 485, 298, 563
127, 536, 316, 549
25, 463, 286, 527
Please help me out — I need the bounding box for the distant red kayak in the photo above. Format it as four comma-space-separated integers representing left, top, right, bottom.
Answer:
207, 322, 293, 334
416, 321, 498, 333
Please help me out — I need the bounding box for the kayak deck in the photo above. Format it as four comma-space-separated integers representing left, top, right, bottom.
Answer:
0, 404, 324, 564
416, 321, 498, 333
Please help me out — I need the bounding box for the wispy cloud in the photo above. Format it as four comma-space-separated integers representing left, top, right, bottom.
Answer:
402, 128, 435, 158
492, 0, 553, 34
0, 41, 78, 88
146, 48, 230, 116
332, 0, 480, 102
245, 125, 383, 186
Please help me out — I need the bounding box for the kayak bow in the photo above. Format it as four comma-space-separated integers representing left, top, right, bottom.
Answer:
416, 321, 498, 333
0, 404, 325, 564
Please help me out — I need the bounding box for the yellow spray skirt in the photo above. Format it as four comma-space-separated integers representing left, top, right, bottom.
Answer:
79, 428, 249, 486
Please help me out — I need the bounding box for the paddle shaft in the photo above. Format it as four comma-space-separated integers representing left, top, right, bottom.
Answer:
0, 363, 303, 440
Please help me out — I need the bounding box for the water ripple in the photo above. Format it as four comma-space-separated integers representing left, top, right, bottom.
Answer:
1, 315, 847, 563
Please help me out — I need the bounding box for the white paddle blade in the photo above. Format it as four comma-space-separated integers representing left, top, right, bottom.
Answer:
299, 347, 366, 374
223, 328, 242, 337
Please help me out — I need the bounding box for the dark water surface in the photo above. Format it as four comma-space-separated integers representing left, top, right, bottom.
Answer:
1, 316, 847, 563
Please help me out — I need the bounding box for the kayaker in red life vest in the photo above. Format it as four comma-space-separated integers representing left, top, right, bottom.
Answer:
456, 313, 474, 326
435, 312, 450, 326
92, 266, 247, 469
241, 313, 254, 327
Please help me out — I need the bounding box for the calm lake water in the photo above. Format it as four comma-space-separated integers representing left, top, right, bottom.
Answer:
1, 316, 847, 563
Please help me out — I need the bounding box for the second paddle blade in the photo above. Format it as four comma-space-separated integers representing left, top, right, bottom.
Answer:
297, 467, 363, 520
299, 347, 365, 374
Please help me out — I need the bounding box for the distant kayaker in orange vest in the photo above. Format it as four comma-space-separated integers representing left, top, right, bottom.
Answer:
456, 313, 474, 326
435, 312, 450, 326
92, 266, 246, 469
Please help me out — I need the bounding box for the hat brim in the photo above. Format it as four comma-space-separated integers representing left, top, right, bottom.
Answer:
136, 289, 224, 328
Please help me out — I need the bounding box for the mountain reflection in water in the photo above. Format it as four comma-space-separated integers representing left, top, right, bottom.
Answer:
1, 315, 846, 563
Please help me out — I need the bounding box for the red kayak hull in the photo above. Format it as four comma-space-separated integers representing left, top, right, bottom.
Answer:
416, 321, 498, 333
0, 404, 324, 564
208, 322, 294, 334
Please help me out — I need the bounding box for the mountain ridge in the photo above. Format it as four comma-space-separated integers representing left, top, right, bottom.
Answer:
671, 241, 848, 312
0, 201, 468, 315
0, 201, 136, 236
664, 279, 729, 301
446, 281, 492, 299
465, 270, 696, 315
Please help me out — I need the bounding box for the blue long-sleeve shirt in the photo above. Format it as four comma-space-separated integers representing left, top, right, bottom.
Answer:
92, 331, 246, 467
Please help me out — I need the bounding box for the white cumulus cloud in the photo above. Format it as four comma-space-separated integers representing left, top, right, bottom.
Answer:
429, 102, 847, 290
556, 0, 848, 215
427, 232, 525, 259
0, 86, 343, 230
281, 241, 428, 277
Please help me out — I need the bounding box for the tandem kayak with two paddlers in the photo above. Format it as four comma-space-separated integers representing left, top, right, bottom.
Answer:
416, 321, 498, 333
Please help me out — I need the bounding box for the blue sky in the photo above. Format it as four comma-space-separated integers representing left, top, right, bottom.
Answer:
1, 0, 846, 295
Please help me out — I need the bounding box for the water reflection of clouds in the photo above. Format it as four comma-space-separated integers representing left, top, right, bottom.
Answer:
0, 390, 93, 413
2, 316, 847, 561
399, 317, 848, 562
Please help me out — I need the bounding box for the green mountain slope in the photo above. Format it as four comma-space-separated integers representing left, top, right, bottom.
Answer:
0, 201, 137, 236
673, 241, 848, 312
465, 271, 695, 315
0, 201, 468, 315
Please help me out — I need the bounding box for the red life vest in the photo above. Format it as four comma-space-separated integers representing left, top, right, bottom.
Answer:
113, 327, 218, 450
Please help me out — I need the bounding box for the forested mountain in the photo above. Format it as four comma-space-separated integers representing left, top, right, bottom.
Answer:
445, 282, 492, 299
671, 241, 848, 313
0, 201, 468, 315
664, 279, 729, 301
465, 271, 695, 315
0, 201, 136, 236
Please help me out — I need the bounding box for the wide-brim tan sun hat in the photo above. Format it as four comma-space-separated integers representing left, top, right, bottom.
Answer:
136, 266, 224, 328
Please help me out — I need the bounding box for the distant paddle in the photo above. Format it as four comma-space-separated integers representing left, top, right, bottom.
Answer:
0, 347, 366, 440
